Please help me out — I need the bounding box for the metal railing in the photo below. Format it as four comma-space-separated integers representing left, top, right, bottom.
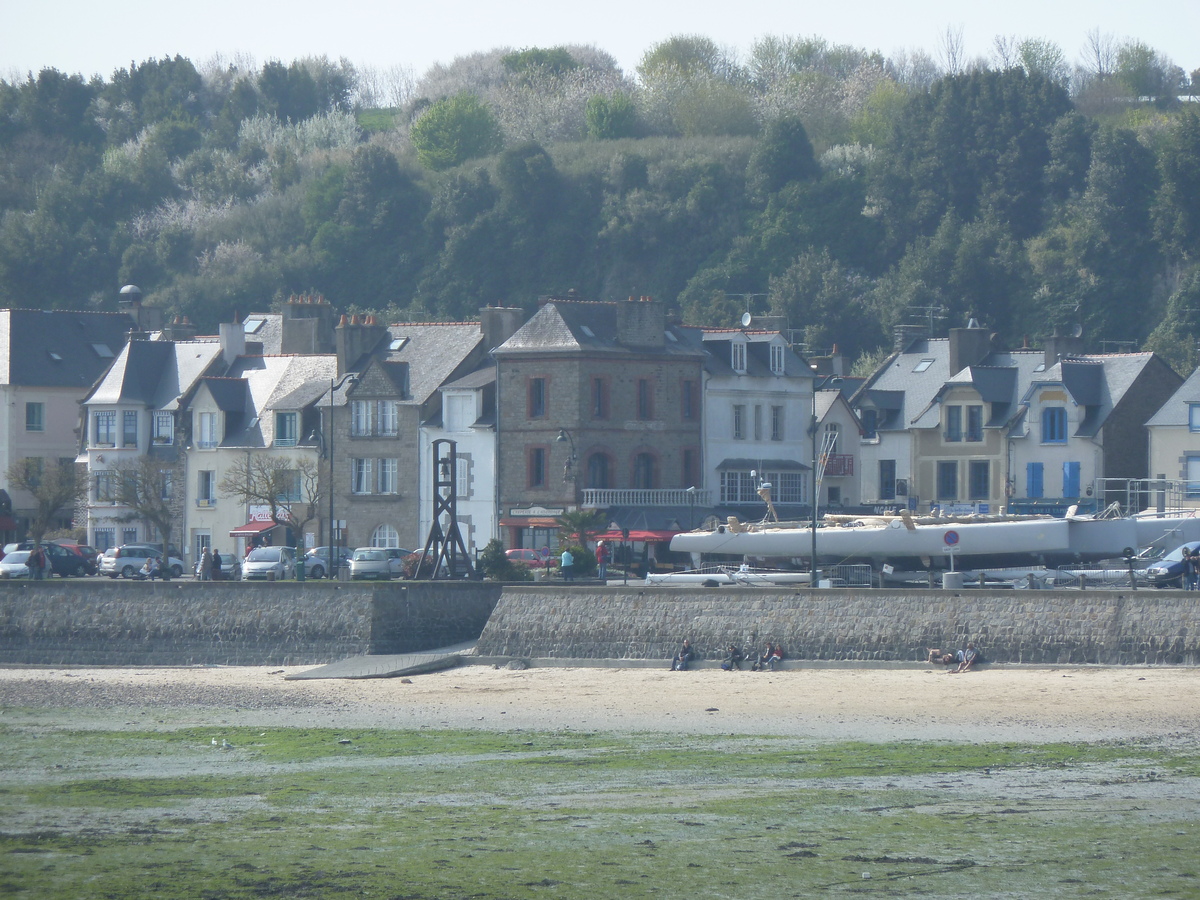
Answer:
583, 488, 714, 508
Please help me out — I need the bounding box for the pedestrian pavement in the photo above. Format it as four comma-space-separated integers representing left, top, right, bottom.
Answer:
284, 640, 478, 680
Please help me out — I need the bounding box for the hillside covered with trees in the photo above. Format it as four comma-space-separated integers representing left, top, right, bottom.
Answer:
2, 32, 1199, 371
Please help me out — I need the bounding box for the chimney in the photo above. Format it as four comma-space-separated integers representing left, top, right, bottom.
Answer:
1043, 326, 1085, 368
480, 306, 526, 352
336, 313, 390, 375
948, 320, 991, 376
219, 322, 246, 366
160, 316, 198, 342
281, 293, 335, 353
893, 324, 926, 352
615, 296, 665, 349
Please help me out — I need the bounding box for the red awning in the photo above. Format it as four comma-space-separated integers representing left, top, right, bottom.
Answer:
595, 529, 679, 542
499, 517, 561, 528
229, 520, 283, 537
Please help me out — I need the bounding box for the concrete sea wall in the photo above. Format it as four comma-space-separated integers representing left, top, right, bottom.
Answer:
0, 580, 501, 666
477, 586, 1200, 666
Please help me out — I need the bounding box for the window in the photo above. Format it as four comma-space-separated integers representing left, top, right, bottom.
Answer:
95, 470, 116, 502
1042, 407, 1067, 443
771, 406, 784, 441
937, 461, 958, 501
94, 410, 116, 446
823, 423, 840, 454
879, 459, 896, 500
377, 458, 398, 494
455, 457, 471, 500
275, 412, 298, 447
1190, 405, 1200, 433
732, 342, 746, 373
528, 377, 547, 418
1063, 461, 1081, 498
770, 343, 785, 375
160, 471, 173, 501
913, 358, 935, 373
753, 405, 763, 441
197, 470, 216, 504
720, 470, 804, 504
528, 447, 546, 487
1027, 462, 1044, 498
969, 460, 990, 499
944, 406, 962, 442
1187, 457, 1200, 499
278, 469, 301, 502
372, 524, 400, 548
197, 412, 217, 448
122, 527, 138, 546
592, 377, 609, 419
637, 378, 653, 420
966, 405, 983, 442
352, 458, 373, 494
586, 453, 611, 489
860, 409, 878, 440
351, 400, 371, 436
681, 380, 697, 421
633, 453, 656, 489
733, 404, 745, 440
25, 402, 44, 432
444, 394, 473, 433
152, 412, 173, 444
122, 410, 138, 447
721, 470, 756, 503
93, 527, 115, 552
377, 401, 398, 436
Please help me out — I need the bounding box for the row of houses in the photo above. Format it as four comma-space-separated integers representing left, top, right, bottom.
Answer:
2, 293, 1198, 569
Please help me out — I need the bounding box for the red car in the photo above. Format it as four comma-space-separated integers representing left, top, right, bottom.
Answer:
505, 548, 555, 569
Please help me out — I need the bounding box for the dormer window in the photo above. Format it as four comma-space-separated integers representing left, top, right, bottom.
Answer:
152, 412, 174, 444
1190, 404, 1200, 433
732, 342, 746, 373
770, 343, 784, 375
275, 412, 298, 447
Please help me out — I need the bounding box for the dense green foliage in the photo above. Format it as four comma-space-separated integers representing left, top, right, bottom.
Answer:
2, 40, 1199, 368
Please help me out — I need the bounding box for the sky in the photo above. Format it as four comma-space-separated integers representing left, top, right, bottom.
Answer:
3, 0, 1198, 86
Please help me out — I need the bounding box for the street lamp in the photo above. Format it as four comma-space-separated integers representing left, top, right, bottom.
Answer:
810, 375, 842, 587
686, 485, 696, 530
556, 429, 579, 508
328, 373, 359, 578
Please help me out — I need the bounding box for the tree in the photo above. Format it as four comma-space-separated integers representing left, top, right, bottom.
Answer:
746, 115, 819, 199
410, 92, 502, 171
585, 91, 639, 140
5, 458, 86, 544
218, 456, 321, 544
108, 456, 185, 555
1153, 111, 1200, 260
556, 509, 604, 548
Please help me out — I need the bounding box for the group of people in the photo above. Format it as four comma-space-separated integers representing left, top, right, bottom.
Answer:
24, 545, 49, 579
196, 547, 226, 581
670, 640, 786, 672
1184, 548, 1200, 589
926, 641, 981, 673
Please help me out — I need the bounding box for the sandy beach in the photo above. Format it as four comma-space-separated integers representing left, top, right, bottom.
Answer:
2, 662, 1198, 745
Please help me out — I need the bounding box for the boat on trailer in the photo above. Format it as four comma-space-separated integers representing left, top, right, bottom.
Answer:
668, 505, 1200, 573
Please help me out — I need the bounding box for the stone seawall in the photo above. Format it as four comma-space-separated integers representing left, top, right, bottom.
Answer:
0, 580, 501, 667
477, 586, 1200, 666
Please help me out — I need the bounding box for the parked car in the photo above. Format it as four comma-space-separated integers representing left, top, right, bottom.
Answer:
241, 546, 296, 581
302, 546, 353, 579
349, 547, 411, 580
505, 548, 555, 569
100, 545, 186, 579
5, 541, 92, 577
0, 550, 31, 578
1144, 541, 1200, 588
51, 541, 100, 575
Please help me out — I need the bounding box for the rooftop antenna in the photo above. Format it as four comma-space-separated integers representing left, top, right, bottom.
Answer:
905, 304, 947, 337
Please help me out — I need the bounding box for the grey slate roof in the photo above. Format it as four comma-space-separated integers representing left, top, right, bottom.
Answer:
85, 339, 224, 410
496, 301, 701, 358
1146, 366, 1200, 427
0, 308, 136, 388
1027, 353, 1161, 438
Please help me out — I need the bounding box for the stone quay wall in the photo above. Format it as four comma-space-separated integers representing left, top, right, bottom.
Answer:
0, 580, 502, 667
477, 586, 1200, 666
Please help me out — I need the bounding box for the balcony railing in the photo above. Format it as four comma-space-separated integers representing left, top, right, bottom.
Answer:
583, 488, 713, 508
821, 454, 855, 477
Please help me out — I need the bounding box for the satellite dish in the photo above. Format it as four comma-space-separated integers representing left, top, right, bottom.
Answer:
1071, 322, 1084, 338
741, 312, 753, 328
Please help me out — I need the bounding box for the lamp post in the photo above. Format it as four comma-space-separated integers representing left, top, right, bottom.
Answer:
556, 428, 579, 508
810, 375, 841, 587
686, 485, 696, 530
328, 373, 359, 578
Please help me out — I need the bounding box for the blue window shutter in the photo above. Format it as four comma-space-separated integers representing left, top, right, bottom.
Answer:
1063, 461, 1081, 498
1027, 462, 1043, 499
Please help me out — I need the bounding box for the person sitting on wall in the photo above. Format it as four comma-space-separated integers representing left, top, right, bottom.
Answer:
766, 643, 785, 671
949, 642, 981, 674
753, 642, 779, 671
671, 639, 694, 671
134, 556, 160, 581
720, 644, 744, 671
927, 648, 956, 665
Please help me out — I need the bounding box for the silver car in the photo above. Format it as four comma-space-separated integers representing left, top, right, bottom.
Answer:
240, 546, 296, 581
349, 547, 410, 580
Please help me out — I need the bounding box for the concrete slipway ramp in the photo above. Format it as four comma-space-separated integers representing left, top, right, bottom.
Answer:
285, 641, 478, 680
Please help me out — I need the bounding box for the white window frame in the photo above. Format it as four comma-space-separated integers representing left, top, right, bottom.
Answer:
152, 411, 174, 444
351, 400, 372, 436
770, 343, 785, 375
732, 341, 747, 373
25, 402, 44, 432
352, 458, 373, 494
371, 524, 400, 548
274, 412, 298, 447
377, 400, 398, 436
377, 458, 398, 494
94, 410, 116, 446
197, 412, 217, 449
